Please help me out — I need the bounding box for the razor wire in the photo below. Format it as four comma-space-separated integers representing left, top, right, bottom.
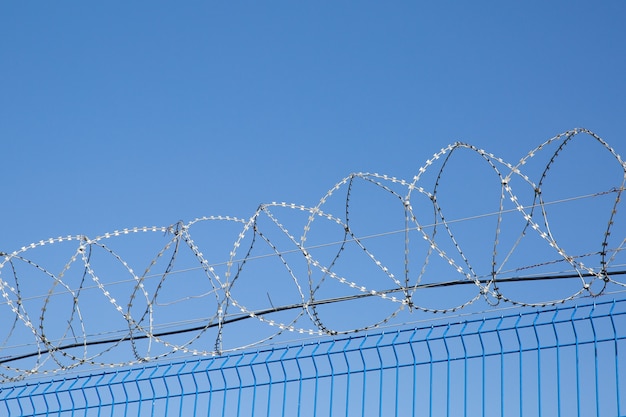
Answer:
0, 127, 625, 382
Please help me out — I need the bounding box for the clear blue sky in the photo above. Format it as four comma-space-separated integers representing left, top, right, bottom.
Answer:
2, 2, 624, 244
1, 2, 626, 370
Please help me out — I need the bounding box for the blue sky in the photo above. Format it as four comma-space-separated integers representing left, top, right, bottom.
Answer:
1, 2, 626, 374
2, 2, 625, 243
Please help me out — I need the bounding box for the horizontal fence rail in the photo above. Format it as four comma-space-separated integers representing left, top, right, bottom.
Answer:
1, 298, 625, 416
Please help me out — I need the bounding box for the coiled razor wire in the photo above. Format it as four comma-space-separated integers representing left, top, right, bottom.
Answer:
0, 128, 625, 382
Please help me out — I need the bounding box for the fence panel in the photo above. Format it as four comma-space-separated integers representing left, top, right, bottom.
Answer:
1, 298, 625, 416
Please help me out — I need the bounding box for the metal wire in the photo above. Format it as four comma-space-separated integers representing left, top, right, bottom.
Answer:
1, 297, 624, 416
0, 128, 625, 382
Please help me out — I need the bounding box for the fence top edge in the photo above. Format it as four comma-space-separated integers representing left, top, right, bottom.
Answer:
2, 296, 624, 390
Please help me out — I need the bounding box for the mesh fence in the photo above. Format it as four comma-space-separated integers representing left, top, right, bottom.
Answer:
1, 297, 625, 416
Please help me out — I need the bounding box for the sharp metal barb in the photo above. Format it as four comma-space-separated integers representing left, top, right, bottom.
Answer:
1, 128, 625, 382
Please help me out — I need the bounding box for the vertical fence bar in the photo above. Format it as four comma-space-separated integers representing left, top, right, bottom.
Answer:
77, 375, 94, 416
175, 363, 185, 416
264, 349, 274, 417
63, 378, 75, 412
66, 377, 77, 416
514, 314, 523, 417
15, 384, 27, 417
459, 322, 468, 417
391, 331, 400, 417
327, 341, 335, 417
104, 372, 114, 416
442, 324, 451, 417
278, 347, 288, 417
0, 386, 13, 416
120, 367, 132, 416
294, 345, 304, 417
408, 329, 417, 417
76, 374, 89, 417
532, 313, 541, 417
589, 304, 600, 417
495, 317, 504, 417
571, 306, 580, 417
311, 342, 321, 417
375, 333, 384, 417
234, 353, 245, 417
218, 355, 230, 417
163, 363, 173, 416
191, 359, 202, 417
39, 381, 50, 415
358, 335, 368, 417
342, 338, 351, 417
551, 309, 561, 417
248, 351, 259, 417
27, 384, 37, 417
147, 366, 157, 416
137, 367, 148, 416
425, 326, 434, 417
609, 301, 621, 416
477, 319, 486, 417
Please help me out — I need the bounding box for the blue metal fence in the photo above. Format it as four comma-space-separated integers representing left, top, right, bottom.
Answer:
2, 298, 625, 416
